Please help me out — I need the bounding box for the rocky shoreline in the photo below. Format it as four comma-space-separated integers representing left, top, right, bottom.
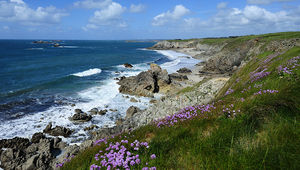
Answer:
4, 36, 297, 169
1, 47, 226, 169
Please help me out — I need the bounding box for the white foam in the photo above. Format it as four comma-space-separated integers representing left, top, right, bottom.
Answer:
155, 50, 189, 60
0, 68, 150, 144
26, 48, 44, 50
155, 50, 201, 73
72, 68, 102, 77
0, 50, 201, 145
60, 46, 79, 48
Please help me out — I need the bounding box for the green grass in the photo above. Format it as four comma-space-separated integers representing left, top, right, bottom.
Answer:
61, 34, 300, 170
167, 31, 300, 49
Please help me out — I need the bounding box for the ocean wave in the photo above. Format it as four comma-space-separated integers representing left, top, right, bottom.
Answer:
26, 48, 44, 50
155, 50, 189, 60
59, 46, 79, 48
72, 68, 102, 77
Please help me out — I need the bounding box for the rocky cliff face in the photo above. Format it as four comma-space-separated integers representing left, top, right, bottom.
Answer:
150, 38, 300, 74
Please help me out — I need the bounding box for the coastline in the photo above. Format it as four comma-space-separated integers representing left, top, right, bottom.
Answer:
2, 32, 298, 170
55, 48, 230, 167
1, 47, 229, 169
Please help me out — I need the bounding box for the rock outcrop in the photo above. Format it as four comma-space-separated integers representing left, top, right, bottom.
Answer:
70, 109, 92, 122
177, 67, 192, 73
0, 135, 66, 170
169, 73, 188, 81
117, 64, 172, 97
123, 63, 133, 68
150, 38, 300, 74
43, 122, 73, 137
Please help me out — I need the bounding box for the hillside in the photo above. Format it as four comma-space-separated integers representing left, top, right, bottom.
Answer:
56, 32, 299, 169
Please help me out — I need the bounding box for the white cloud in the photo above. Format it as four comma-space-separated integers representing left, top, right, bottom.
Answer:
83, 1, 126, 30
89, 2, 125, 24
130, 4, 145, 13
247, 0, 294, 5
10, 0, 24, 4
152, 5, 190, 26
2, 25, 9, 30
183, 5, 300, 35
82, 23, 98, 31
0, 0, 68, 25
217, 2, 228, 9
73, 0, 112, 9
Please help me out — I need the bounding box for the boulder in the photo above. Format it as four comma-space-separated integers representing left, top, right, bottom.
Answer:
31, 132, 46, 143
70, 112, 92, 122
75, 108, 83, 114
84, 125, 99, 131
130, 98, 138, 103
43, 123, 73, 137
123, 63, 133, 68
169, 73, 188, 81
126, 106, 141, 118
118, 64, 171, 97
118, 71, 156, 97
88, 108, 98, 115
177, 67, 192, 73
98, 109, 108, 115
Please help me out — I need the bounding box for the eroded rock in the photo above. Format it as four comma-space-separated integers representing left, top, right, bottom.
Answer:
43, 123, 73, 137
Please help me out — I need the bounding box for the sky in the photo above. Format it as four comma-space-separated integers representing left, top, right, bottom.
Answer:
0, 0, 299, 40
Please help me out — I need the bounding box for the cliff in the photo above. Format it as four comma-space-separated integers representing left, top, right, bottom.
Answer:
150, 32, 300, 74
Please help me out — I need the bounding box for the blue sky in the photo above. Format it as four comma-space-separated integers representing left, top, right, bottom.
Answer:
0, 0, 299, 40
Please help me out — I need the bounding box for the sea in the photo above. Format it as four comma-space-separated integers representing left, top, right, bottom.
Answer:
0, 40, 200, 144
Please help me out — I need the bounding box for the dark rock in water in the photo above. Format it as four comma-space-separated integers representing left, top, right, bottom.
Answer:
75, 108, 83, 114
71, 104, 76, 107
53, 43, 60, 47
31, 132, 46, 143
119, 76, 126, 81
130, 97, 138, 103
126, 106, 141, 118
70, 112, 92, 122
32, 40, 49, 44
109, 109, 118, 112
169, 73, 188, 81
43, 122, 73, 137
84, 125, 99, 131
0, 137, 30, 150
177, 67, 192, 73
123, 63, 133, 68
114, 77, 120, 80
89, 108, 98, 115
98, 109, 108, 115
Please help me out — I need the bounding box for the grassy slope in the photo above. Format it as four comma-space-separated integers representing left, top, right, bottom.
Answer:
62, 33, 300, 170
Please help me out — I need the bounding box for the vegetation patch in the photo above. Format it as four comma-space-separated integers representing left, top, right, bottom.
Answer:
61, 35, 300, 170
